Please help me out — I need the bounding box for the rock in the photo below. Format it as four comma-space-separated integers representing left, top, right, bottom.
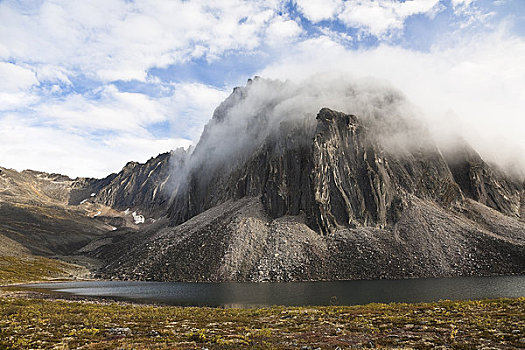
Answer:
107, 327, 132, 336
442, 138, 522, 217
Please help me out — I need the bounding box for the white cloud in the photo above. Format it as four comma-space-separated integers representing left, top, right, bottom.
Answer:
0, 0, 236, 177
451, 0, 477, 7
294, 0, 443, 37
0, 0, 284, 83
338, 0, 441, 37
0, 113, 191, 178
35, 85, 167, 135
35, 65, 72, 86
265, 16, 303, 46
0, 62, 39, 111
294, 0, 342, 23
0, 62, 38, 92
0, 81, 226, 177
449, 0, 494, 28
169, 83, 230, 142
260, 27, 525, 172
0, 92, 39, 112
319, 27, 353, 43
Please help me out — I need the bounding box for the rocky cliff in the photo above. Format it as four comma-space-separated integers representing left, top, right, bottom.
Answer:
92, 78, 525, 281
70, 149, 187, 217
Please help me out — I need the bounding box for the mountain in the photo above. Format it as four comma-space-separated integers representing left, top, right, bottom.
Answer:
1, 77, 524, 282
91, 78, 524, 282
70, 149, 189, 217
0, 168, 107, 257
0, 150, 185, 272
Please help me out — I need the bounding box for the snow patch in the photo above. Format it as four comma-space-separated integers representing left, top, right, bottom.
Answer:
132, 211, 145, 224
80, 199, 88, 204
124, 208, 130, 215
90, 192, 96, 197
94, 211, 101, 217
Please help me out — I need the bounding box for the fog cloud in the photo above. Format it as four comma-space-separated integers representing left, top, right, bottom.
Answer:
182, 75, 430, 184
259, 27, 525, 175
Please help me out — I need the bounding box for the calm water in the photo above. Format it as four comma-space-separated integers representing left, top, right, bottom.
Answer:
25, 275, 525, 308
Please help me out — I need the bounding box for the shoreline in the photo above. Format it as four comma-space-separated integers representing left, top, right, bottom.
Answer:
5, 281, 524, 309
3, 274, 524, 309
0, 277, 98, 288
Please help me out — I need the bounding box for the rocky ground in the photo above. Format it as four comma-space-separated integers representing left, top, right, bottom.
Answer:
95, 195, 524, 282
0, 288, 523, 349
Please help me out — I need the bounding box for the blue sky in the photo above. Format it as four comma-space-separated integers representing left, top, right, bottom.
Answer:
0, 0, 524, 177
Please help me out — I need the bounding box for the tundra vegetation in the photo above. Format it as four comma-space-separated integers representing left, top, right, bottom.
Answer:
0, 256, 87, 285
0, 286, 524, 349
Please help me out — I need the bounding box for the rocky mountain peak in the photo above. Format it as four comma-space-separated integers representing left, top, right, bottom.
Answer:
167, 103, 465, 236
97, 98, 524, 281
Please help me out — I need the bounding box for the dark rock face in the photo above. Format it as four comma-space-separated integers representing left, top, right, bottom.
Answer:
168, 107, 464, 236
94, 154, 170, 215
443, 140, 522, 217
308, 108, 461, 234
0, 150, 186, 259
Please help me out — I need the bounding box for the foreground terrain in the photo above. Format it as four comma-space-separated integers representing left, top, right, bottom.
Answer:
0, 288, 523, 349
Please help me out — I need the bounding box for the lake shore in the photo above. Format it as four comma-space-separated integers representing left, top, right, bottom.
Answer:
1, 286, 524, 349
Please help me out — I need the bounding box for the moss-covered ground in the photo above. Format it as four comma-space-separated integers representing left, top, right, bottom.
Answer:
0, 256, 85, 284
0, 288, 524, 349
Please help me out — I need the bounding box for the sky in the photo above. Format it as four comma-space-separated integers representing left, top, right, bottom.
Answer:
0, 0, 524, 178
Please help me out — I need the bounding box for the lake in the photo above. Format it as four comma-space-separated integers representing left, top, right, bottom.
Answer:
24, 275, 525, 308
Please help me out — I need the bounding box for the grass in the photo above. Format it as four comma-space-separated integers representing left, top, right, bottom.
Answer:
0, 256, 83, 284
0, 292, 523, 349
